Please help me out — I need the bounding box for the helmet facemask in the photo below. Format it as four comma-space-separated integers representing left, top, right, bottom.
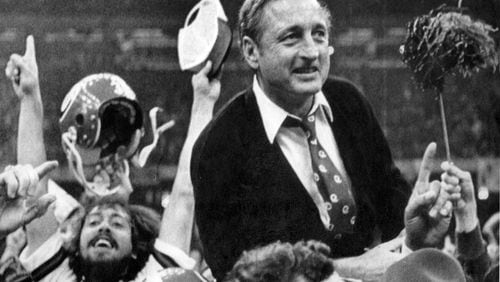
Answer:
59, 73, 174, 197
60, 74, 142, 197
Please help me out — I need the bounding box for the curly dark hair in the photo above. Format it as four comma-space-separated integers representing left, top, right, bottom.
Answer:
224, 240, 334, 282
68, 197, 160, 281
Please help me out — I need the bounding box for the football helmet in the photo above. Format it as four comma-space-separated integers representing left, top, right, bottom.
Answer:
59, 73, 143, 196
178, 0, 232, 77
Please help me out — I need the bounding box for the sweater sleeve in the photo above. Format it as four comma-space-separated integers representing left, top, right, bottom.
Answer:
456, 225, 491, 282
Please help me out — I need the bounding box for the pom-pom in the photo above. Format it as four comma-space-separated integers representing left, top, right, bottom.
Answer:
400, 5, 499, 91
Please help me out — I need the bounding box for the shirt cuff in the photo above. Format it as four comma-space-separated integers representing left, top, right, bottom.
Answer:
154, 239, 196, 270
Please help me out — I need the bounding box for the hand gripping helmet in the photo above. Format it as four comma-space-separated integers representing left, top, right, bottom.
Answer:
59, 73, 143, 196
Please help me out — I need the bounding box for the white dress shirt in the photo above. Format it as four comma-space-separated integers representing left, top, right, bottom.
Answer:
253, 77, 350, 228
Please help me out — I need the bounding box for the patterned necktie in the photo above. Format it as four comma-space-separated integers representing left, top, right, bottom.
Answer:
284, 112, 357, 236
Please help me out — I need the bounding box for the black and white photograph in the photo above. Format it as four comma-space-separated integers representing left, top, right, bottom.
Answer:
0, 0, 498, 281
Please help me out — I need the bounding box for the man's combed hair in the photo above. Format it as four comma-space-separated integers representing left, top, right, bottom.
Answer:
238, 0, 268, 48
238, 0, 333, 48
224, 240, 334, 282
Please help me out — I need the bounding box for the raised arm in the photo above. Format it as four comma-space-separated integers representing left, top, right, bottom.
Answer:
158, 61, 221, 253
6, 35, 45, 169
5, 35, 58, 255
441, 162, 490, 282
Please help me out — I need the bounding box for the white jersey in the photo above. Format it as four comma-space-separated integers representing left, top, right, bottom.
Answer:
19, 180, 196, 282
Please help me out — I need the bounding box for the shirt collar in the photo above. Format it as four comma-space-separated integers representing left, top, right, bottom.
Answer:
253, 76, 333, 143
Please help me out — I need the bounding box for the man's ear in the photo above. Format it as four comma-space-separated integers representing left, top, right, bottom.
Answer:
241, 36, 259, 70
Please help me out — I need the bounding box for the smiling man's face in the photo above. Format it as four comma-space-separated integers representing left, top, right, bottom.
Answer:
247, 0, 330, 112
79, 204, 133, 263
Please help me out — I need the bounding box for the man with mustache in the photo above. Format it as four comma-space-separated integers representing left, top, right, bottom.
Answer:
191, 0, 455, 280
3, 35, 220, 281
0, 164, 194, 281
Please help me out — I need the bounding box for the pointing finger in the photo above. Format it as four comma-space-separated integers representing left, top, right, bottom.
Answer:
416, 142, 436, 192
24, 35, 36, 62
35, 161, 59, 180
